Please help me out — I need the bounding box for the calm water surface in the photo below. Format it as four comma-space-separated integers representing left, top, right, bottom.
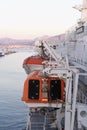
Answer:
0, 52, 35, 130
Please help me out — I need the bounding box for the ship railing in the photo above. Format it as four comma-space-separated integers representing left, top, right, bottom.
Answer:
26, 112, 45, 130
26, 110, 57, 130
68, 55, 87, 70
77, 73, 87, 104
43, 111, 57, 129
77, 88, 87, 104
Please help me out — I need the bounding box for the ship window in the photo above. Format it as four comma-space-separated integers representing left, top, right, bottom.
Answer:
28, 80, 39, 99
76, 26, 84, 34
50, 80, 61, 100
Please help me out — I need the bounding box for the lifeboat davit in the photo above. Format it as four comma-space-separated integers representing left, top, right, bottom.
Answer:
22, 70, 65, 105
23, 41, 50, 74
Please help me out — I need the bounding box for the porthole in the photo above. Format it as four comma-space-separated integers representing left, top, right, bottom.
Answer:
80, 111, 87, 118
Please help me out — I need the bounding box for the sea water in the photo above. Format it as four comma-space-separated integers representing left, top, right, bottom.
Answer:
0, 51, 35, 130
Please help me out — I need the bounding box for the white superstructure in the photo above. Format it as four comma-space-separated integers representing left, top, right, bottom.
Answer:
66, 0, 87, 74
64, 0, 87, 129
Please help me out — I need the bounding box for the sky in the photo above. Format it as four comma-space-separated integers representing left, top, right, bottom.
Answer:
0, 0, 82, 39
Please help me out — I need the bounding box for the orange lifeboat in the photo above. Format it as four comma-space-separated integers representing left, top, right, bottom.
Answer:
22, 70, 65, 104
23, 41, 49, 74
23, 55, 45, 74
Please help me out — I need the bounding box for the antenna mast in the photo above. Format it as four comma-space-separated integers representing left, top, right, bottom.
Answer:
73, 0, 87, 22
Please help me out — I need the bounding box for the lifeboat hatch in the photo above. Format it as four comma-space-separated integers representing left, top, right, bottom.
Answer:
28, 80, 39, 99
50, 80, 61, 100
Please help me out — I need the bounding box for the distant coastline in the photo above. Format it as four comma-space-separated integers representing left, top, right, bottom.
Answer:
0, 44, 35, 50
0, 38, 35, 52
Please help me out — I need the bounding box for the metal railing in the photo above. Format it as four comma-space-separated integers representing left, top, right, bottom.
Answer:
77, 88, 87, 104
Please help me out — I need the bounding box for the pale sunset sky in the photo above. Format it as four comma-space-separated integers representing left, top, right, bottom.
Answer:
0, 0, 82, 39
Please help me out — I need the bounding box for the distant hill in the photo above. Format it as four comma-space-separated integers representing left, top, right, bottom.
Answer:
34, 34, 65, 42
0, 38, 35, 46
0, 34, 65, 46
